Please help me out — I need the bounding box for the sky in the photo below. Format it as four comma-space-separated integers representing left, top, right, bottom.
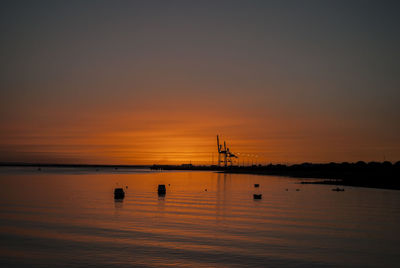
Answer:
1, 0, 399, 165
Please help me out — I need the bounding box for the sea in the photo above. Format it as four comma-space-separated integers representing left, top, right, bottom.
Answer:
0, 166, 399, 267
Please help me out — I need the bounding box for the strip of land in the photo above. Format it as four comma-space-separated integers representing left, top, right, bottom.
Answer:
151, 162, 400, 190
1, 161, 399, 190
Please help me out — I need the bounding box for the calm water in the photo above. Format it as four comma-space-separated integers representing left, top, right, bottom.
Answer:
0, 167, 399, 267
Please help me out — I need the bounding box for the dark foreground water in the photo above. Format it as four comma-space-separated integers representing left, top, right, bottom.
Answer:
0, 166, 399, 267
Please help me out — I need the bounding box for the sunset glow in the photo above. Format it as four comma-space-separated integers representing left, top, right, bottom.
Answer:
1, 1, 399, 165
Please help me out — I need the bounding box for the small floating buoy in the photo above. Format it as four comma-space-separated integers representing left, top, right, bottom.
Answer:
114, 188, 125, 199
253, 194, 262, 199
158, 184, 166, 195
332, 187, 345, 192
254, 184, 259, 188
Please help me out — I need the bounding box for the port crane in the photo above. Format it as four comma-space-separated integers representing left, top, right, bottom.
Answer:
217, 135, 238, 167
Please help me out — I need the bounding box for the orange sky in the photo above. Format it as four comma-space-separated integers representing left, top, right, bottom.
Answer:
1, 94, 398, 165
1, 1, 399, 164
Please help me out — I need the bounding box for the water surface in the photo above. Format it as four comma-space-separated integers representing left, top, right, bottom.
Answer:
0, 166, 399, 267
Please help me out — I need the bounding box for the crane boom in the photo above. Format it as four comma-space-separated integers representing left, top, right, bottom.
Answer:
216, 135, 238, 166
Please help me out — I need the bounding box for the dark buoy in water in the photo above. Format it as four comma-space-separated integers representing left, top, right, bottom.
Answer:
332, 187, 345, 192
296, 189, 300, 191
158, 184, 166, 195
285, 189, 288, 191
253, 194, 262, 199
254, 184, 259, 188
114, 188, 125, 199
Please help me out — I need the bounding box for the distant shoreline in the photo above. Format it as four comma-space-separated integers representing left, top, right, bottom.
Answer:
1, 161, 399, 190
223, 169, 400, 191
0, 163, 151, 169
150, 162, 400, 191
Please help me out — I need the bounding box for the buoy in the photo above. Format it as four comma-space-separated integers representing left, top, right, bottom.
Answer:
253, 194, 262, 199
158, 184, 166, 195
332, 187, 345, 192
114, 188, 125, 199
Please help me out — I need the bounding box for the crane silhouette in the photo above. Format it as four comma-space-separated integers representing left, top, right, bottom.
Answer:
217, 135, 238, 167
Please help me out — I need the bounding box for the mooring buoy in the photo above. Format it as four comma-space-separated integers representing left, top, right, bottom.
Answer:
158, 184, 166, 195
114, 188, 125, 199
